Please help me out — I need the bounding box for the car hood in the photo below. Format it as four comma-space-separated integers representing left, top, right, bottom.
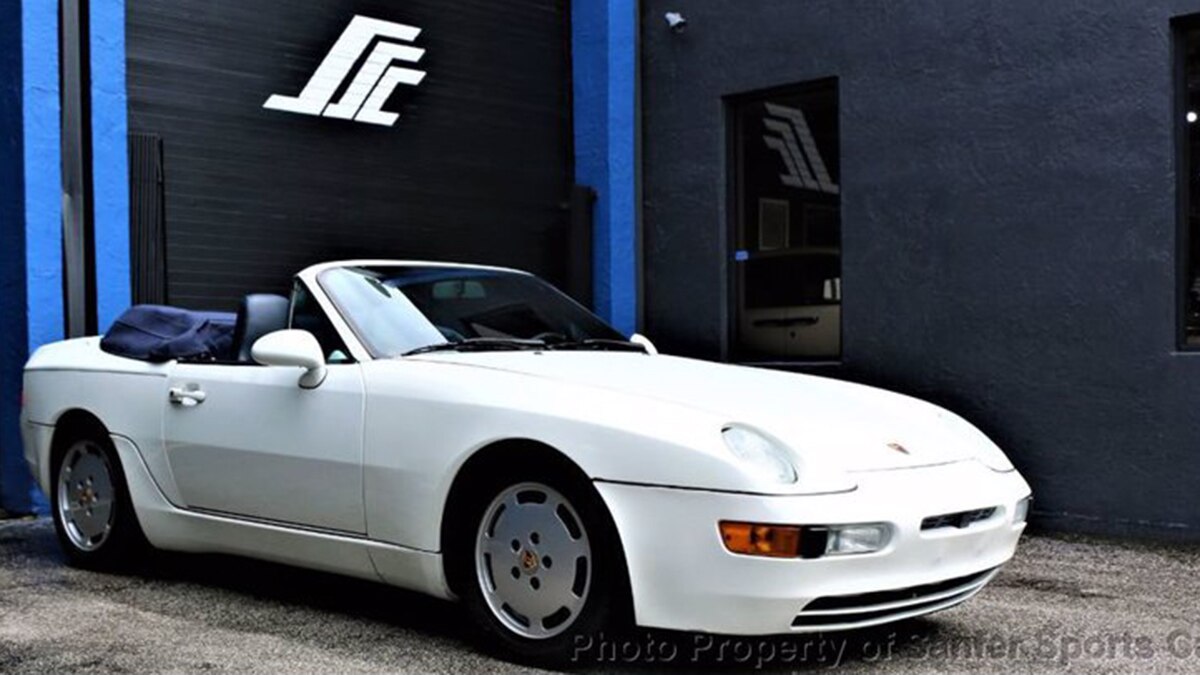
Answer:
407, 351, 978, 472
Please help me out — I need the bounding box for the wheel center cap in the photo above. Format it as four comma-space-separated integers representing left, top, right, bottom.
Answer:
519, 549, 539, 573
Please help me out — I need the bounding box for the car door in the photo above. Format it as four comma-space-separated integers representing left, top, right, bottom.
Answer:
162, 361, 365, 533
162, 287, 367, 534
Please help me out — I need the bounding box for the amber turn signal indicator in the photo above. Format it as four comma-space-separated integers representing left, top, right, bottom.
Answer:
719, 521, 803, 558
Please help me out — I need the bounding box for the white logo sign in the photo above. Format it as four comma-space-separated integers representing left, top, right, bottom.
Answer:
263, 15, 426, 127
762, 103, 839, 194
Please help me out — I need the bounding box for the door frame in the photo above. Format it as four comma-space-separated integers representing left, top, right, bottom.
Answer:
723, 77, 843, 367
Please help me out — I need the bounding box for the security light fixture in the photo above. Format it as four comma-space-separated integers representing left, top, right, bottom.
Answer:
665, 11, 687, 33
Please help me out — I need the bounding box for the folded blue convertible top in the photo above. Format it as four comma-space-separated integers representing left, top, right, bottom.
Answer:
101, 305, 237, 363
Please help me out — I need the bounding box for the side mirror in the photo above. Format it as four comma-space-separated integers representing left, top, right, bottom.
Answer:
629, 333, 658, 355
251, 329, 327, 389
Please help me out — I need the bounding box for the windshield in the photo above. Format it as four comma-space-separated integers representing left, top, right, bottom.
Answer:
318, 265, 626, 358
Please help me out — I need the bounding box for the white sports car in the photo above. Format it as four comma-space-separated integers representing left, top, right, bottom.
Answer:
21, 260, 1031, 663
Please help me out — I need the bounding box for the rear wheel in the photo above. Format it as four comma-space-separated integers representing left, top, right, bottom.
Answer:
451, 467, 627, 666
51, 430, 147, 570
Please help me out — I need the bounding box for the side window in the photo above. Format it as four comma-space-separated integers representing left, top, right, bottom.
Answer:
1181, 22, 1200, 347
290, 281, 354, 364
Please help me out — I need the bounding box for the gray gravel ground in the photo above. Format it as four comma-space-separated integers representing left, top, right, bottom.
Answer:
2, 517, 1199, 673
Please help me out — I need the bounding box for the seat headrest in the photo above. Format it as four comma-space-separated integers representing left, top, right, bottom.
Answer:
233, 294, 290, 362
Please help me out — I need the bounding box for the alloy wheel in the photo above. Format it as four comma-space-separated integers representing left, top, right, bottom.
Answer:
56, 440, 116, 551
474, 482, 592, 639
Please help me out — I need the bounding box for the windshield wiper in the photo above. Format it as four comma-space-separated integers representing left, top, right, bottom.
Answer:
547, 338, 647, 353
402, 337, 547, 356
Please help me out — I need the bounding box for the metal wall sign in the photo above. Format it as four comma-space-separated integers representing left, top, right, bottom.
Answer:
762, 103, 839, 195
263, 16, 427, 127
127, 0, 574, 311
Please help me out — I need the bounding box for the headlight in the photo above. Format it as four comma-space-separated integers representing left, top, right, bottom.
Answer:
1013, 495, 1032, 524
938, 411, 1014, 472
721, 425, 797, 484
718, 521, 890, 558
825, 523, 891, 556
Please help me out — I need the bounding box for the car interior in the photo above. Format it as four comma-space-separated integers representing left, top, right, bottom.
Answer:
230, 294, 290, 362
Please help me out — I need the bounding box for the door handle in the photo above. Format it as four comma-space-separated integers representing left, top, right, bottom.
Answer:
169, 386, 207, 406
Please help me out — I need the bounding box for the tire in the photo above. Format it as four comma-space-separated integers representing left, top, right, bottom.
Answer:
50, 427, 148, 570
448, 465, 629, 666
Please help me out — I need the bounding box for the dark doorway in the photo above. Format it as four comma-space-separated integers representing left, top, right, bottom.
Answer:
1178, 20, 1200, 347
729, 80, 841, 362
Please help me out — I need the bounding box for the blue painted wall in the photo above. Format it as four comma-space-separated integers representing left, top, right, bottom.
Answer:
1, 0, 62, 513
23, 2, 63, 365
572, 0, 638, 335
91, 0, 130, 333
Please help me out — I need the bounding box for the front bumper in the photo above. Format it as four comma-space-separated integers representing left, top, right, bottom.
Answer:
595, 460, 1030, 635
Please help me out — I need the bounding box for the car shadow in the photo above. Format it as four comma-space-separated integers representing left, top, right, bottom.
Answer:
130, 546, 472, 639
134, 549, 944, 672
14, 519, 945, 672
122, 549, 945, 672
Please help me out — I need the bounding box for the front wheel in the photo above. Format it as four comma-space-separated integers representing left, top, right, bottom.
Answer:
50, 431, 147, 570
453, 471, 628, 665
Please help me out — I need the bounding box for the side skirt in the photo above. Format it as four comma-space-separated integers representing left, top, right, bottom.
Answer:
110, 434, 454, 600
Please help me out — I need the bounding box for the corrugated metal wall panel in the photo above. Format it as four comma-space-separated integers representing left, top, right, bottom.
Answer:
128, 132, 166, 305
127, 0, 572, 311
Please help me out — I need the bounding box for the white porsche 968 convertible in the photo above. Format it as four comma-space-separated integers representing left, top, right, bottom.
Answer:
21, 260, 1031, 662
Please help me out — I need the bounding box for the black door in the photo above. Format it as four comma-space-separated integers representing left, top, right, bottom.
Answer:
128, 0, 573, 310
730, 80, 842, 361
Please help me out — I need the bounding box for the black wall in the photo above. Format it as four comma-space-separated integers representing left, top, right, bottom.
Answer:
0, 0, 31, 513
641, 0, 1200, 537
127, 0, 572, 310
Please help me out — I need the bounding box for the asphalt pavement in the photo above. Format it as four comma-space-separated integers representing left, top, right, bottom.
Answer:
2, 517, 1199, 673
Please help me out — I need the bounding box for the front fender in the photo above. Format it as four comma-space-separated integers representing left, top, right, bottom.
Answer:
360, 360, 847, 551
